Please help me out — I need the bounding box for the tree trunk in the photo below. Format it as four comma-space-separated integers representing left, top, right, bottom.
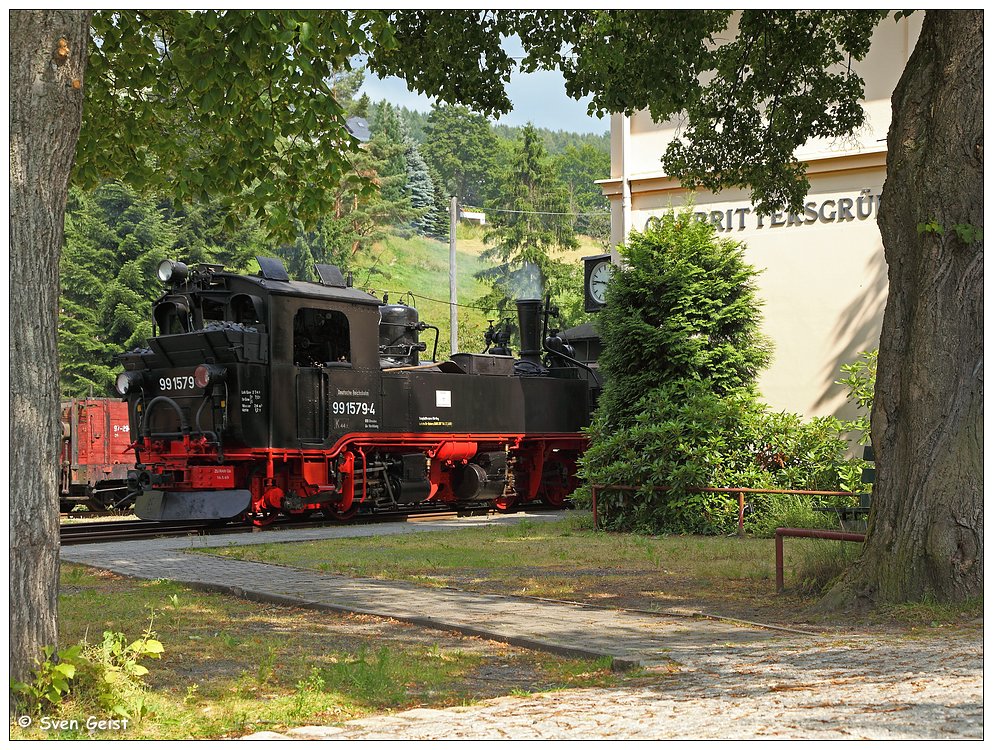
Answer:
9, 10, 91, 684
824, 10, 983, 608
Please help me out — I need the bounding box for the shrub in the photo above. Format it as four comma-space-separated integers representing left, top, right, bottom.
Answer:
11, 626, 163, 721
580, 207, 865, 535
594, 209, 771, 429
837, 348, 877, 444
581, 380, 862, 534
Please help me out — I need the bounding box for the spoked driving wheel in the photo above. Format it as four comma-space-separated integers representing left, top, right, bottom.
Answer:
539, 459, 576, 508
328, 504, 358, 522
493, 495, 517, 513
248, 509, 279, 528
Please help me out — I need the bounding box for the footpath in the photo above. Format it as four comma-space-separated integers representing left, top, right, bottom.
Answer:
61, 512, 983, 740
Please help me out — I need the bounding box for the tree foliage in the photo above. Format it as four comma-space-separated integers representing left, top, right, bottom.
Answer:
421, 104, 499, 206
594, 209, 771, 427
78, 10, 400, 237
378, 10, 888, 213
404, 139, 437, 237
476, 124, 579, 320
553, 143, 611, 241
490, 124, 610, 156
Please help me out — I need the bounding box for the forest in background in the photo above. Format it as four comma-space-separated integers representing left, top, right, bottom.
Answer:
59, 69, 611, 397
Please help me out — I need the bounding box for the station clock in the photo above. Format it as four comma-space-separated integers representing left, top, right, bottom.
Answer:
583, 254, 614, 312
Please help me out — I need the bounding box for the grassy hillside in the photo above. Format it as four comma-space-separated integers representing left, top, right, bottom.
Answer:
351, 226, 607, 360
351, 232, 493, 359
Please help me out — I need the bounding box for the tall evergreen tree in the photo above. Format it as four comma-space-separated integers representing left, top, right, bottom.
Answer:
350, 92, 371, 118
405, 139, 436, 236
476, 123, 579, 321
369, 102, 410, 205
58, 182, 269, 396
425, 164, 453, 241
59, 189, 122, 395
594, 208, 771, 427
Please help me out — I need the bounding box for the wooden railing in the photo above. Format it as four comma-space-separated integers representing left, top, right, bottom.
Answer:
589, 484, 858, 536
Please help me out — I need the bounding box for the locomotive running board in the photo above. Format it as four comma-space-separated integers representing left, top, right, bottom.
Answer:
135, 490, 251, 521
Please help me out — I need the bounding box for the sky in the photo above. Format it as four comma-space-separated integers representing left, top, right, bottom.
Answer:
358, 37, 609, 135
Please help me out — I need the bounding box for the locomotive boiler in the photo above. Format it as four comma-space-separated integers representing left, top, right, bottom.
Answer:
116, 257, 594, 524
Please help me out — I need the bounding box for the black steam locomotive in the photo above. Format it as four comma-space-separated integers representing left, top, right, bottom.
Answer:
116, 257, 596, 524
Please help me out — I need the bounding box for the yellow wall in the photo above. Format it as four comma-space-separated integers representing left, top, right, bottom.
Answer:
600, 15, 921, 421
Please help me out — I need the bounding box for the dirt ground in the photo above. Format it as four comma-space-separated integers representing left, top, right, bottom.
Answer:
245, 620, 984, 740
236, 566, 984, 740
405, 563, 952, 635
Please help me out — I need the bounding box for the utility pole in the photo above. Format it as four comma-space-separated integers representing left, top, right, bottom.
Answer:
449, 196, 458, 355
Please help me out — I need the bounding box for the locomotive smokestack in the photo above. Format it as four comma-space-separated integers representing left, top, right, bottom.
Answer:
516, 298, 543, 365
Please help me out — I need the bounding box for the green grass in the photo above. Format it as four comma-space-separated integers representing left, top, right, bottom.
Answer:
352, 229, 608, 358
198, 515, 984, 630
10, 564, 623, 740
202, 516, 797, 619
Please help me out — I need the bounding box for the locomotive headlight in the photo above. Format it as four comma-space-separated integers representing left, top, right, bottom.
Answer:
115, 371, 144, 396
157, 259, 189, 284
194, 364, 228, 389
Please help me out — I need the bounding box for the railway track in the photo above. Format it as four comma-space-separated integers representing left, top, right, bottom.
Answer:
59, 519, 219, 545
59, 504, 553, 546
60, 509, 133, 521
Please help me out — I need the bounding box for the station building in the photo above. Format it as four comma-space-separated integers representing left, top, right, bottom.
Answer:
596, 15, 922, 422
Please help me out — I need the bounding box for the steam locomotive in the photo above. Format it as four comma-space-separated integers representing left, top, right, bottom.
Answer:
116, 257, 597, 524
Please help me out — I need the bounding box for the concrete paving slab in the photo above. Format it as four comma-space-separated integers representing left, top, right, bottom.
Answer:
61, 511, 790, 671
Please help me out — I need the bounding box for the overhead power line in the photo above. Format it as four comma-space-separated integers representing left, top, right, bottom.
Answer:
472, 207, 610, 217
366, 288, 500, 313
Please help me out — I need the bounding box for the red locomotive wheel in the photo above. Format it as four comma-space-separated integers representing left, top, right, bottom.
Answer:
328, 505, 358, 522
248, 484, 283, 527
249, 509, 279, 527
493, 495, 516, 513
541, 486, 569, 508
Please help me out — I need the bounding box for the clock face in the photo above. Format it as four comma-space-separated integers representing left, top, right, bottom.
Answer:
589, 261, 612, 305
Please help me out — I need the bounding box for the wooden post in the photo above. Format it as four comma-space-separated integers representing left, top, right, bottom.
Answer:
592, 485, 599, 531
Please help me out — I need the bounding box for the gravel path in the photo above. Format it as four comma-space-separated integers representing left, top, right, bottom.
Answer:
246, 626, 982, 740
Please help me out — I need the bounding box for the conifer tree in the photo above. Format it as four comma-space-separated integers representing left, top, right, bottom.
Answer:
369, 102, 410, 206
350, 93, 371, 118
59, 189, 122, 395
425, 164, 453, 241
594, 208, 771, 428
476, 123, 578, 318
404, 139, 436, 236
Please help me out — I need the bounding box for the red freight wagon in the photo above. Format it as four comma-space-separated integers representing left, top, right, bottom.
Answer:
60, 398, 135, 512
